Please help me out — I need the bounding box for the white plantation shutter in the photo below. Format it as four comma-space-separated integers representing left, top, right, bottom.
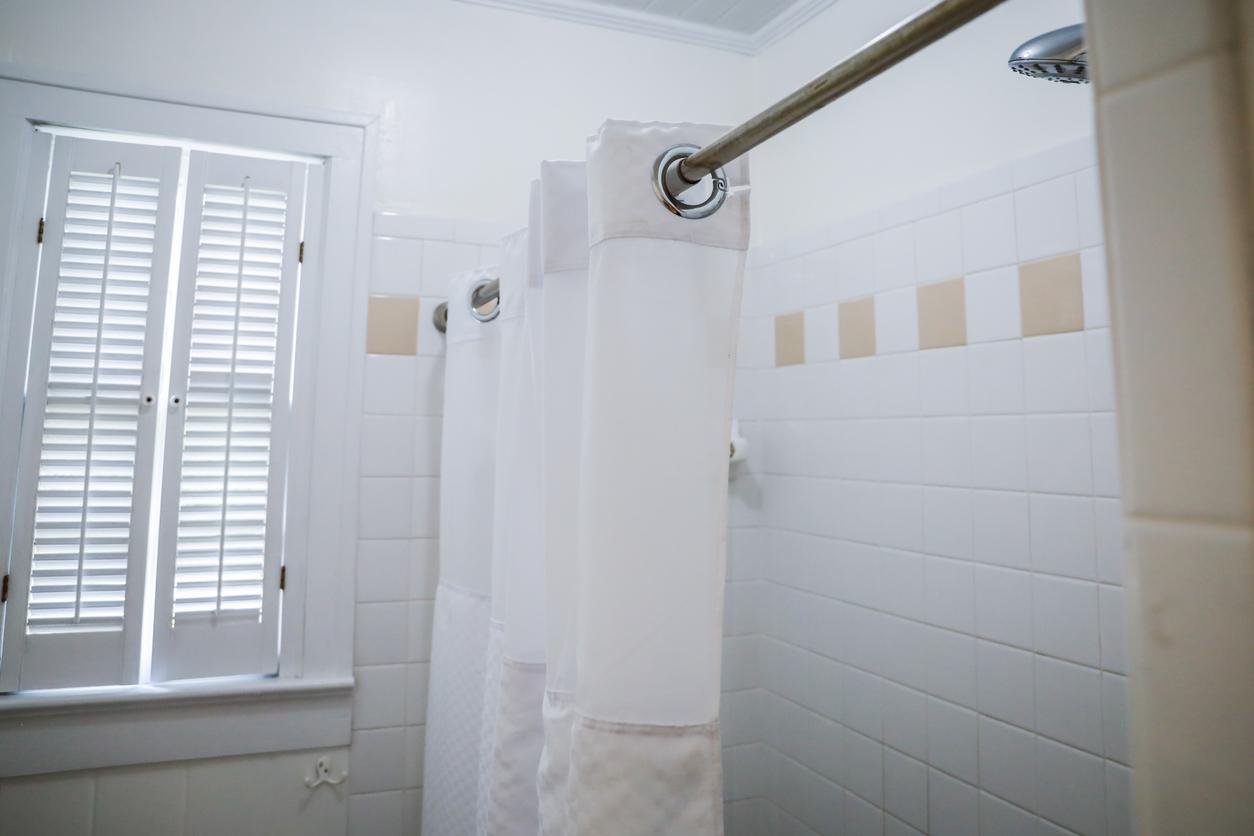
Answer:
151, 151, 307, 681
0, 135, 180, 691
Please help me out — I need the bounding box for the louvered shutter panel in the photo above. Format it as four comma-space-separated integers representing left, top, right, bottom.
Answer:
151, 152, 307, 681
1, 136, 180, 691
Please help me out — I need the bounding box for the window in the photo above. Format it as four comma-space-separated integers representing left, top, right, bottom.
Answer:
1, 130, 320, 691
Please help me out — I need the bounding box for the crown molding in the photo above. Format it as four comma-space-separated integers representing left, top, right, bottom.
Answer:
453, 0, 839, 55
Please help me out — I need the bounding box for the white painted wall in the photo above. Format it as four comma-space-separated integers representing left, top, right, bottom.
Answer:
748, 0, 1095, 244
0, 0, 753, 226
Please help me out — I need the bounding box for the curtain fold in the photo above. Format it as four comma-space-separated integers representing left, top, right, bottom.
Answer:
566, 120, 748, 836
422, 119, 748, 836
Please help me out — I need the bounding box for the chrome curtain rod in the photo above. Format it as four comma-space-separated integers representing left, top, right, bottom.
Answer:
653, 0, 1009, 219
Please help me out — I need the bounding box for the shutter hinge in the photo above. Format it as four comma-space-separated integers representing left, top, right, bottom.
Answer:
298, 241, 304, 264
36, 217, 45, 244
1, 574, 9, 604
279, 565, 286, 591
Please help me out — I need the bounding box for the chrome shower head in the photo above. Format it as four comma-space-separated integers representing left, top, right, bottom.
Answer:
1009, 23, 1088, 83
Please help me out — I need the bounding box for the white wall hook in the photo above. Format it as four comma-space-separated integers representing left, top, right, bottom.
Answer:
304, 755, 348, 789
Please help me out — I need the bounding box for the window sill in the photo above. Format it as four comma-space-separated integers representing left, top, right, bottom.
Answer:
0, 675, 353, 778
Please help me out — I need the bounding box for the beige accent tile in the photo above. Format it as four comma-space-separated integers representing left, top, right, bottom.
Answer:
774, 311, 805, 367
838, 297, 876, 359
367, 295, 420, 356
917, 278, 967, 349
1019, 253, 1084, 337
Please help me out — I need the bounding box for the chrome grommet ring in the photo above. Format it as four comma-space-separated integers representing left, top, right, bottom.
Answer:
469, 277, 500, 323
652, 144, 728, 220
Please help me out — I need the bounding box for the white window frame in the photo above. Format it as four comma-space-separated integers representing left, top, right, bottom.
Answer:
0, 78, 375, 777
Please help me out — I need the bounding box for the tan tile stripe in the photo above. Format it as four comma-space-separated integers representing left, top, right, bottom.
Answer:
1020, 252, 1084, 336
918, 278, 967, 349
774, 311, 806, 366
367, 295, 420, 355
839, 297, 876, 359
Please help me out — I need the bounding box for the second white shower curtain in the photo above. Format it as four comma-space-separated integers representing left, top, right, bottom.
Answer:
422, 120, 749, 836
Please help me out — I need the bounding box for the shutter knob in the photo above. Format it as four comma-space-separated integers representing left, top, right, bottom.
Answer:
170, 395, 183, 408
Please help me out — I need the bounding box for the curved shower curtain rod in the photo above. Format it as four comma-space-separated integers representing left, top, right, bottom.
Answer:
433, 0, 1008, 333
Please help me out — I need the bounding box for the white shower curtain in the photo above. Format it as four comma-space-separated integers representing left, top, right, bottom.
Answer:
422, 120, 748, 836
423, 268, 502, 836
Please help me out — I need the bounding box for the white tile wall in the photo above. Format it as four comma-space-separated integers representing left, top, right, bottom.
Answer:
729, 138, 1131, 836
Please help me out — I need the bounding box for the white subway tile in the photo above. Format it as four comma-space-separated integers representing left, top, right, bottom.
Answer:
409, 538, 439, 600
924, 487, 973, 562
1076, 166, 1104, 247
1094, 498, 1125, 585
804, 304, 840, 363
873, 353, 921, 417
874, 223, 916, 291
1023, 333, 1088, 413
1101, 673, 1130, 765
926, 698, 979, 784
1034, 655, 1103, 754
0, 773, 93, 836
913, 210, 963, 283
349, 790, 404, 836
922, 417, 971, 487
1035, 737, 1106, 836
977, 640, 1035, 729
1099, 584, 1128, 674
420, 240, 480, 297
929, 770, 979, 836
875, 287, 919, 354
353, 664, 407, 730
841, 729, 884, 805
363, 355, 418, 416
351, 729, 407, 794
354, 602, 409, 666
1014, 176, 1080, 262
411, 477, 440, 538
939, 162, 1013, 210
884, 749, 928, 832
1012, 139, 1096, 188
880, 548, 926, 621
971, 490, 1031, 570
919, 346, 969, 416
970, 416, 1028, 491
845, 789, 883, 835
370, 236, 423, 294
960, 194, 1018, 272
358, 477, 414, 539
360, 414, 416, 477
406, 662, 430, 726
882, 681, 927, 759
978, 717, 1037, 812
835, 236, 875, 300
1079, 246, 1110, 328
925, 627, 977, 708
96, 765, 187, 836
1084, 329, 1116, 412
843, 666, 884, 740
1026, 414, 1094, 495
1029, 494, 1097, 579
356, 539, 413, 603
1106, 762, 1134, 836
964, 266, 1021, 343
924, 554, 975, 631
967, 340, 1024, 414
974, 565, 1033, 648
1091, 413, 1122, 497
1032, 575, 1101, 666
979, 790, 1037, 836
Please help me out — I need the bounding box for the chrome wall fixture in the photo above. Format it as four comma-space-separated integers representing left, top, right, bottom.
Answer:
1008, 24, 1088, 83
432, 277, 500, 334
654, 0, 1010, 218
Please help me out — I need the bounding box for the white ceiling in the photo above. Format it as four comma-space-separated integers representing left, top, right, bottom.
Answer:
456, 0, 840, 54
